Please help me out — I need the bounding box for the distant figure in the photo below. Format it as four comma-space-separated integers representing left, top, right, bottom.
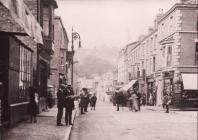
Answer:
131, 92, 139, 112
79, 89, 86, 114
115, 91, 125, 111
27, 86, 39, 123
90, 93, 97, 110
162, 93, 172, 113
149, 94, 154, 106
84, 89, 90, 112
136, 91, 141, 111
141, 93, 146, 106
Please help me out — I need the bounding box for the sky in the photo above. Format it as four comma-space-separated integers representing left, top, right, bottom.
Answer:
55, 0, 180, 49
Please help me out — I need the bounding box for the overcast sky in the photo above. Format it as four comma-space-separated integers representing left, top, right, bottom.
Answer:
55, 0, 180, 49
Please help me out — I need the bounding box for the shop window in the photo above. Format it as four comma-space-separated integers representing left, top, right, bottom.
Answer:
43, 6, 50, 37
19, 46, 32, 99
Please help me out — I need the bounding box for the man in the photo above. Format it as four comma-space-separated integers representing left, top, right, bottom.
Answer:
56, 84, 65, 126
83, 88, 90, 112
163, 92, 172, 113
64, 85, 75, 125
79, 90, 86, 114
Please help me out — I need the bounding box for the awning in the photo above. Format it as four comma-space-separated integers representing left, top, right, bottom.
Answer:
0, 0, 43, 44
119, 80, 137, 92
181, 73, 198, 90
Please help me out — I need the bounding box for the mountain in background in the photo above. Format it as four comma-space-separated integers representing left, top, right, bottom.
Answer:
73, 46, 121, 78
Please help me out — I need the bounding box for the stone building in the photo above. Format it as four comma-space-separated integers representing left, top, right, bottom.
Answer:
48, 16, 69, 96
0, 0, 43, 126
24, 0, 58, 112
119, 2, 198, 108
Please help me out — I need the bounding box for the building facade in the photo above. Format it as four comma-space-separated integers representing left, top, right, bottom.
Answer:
119, 2, 198, 108
24, 0, 58, 112
0, 0, 43, 126
48, 16, 69, 98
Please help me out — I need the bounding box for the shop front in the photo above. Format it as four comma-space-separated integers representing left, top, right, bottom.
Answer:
180, 73, 198, 109
0, 0, 43, 126
0, 34, 33, 126
146, 76, 156, 106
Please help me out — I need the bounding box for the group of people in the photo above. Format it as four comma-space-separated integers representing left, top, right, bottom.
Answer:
56, 84, 75, 126
78, 88, 97, 114
114, 86, 141, 112
114, 86, 172, 113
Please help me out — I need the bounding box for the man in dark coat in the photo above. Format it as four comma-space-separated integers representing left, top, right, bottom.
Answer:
56, 84, 65, 126
64, 85, 75, 125
115, 91, 125, 111
79, 92, 86, 114
83, 88, 90, 112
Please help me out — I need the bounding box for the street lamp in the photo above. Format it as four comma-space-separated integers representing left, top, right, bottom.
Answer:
71, 28, 81, 86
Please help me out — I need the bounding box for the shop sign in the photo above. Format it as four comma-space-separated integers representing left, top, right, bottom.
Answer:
0, 0, 43, 44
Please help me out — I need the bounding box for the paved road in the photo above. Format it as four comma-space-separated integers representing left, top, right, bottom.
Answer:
70, 102, 197, 140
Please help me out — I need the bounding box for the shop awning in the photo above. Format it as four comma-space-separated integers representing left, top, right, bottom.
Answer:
0, 0, 43, 44
119, 80, 137, 92
181, 73, 198, 90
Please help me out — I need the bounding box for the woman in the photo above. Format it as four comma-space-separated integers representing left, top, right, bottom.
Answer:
131, 92, 139, 112
27, 86, 39, 123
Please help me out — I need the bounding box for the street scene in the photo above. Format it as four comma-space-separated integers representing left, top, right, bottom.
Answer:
0, 0, 198, 140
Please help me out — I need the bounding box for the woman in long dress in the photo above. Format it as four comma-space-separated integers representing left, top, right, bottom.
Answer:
131, 93, 138, 112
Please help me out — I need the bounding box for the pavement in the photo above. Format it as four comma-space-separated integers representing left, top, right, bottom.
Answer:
144, 105, 198, 119
2, 103, 78, 140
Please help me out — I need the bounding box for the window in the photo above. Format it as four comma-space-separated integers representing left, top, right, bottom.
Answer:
60, 51, 64, 58
19, 46, 32, 99
153, 56, 156, 72
167, 46, 172, 67
43, 6, 50, 37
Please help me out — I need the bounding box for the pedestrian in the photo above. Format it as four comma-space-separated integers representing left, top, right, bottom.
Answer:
27, 86, 39, 123
135, 89, 141, 111
162, 92, 172, 113
84, 88, 90, 112
79, 89, 86, 114
56, 84, 65, 126
90, 93, 97, 110
115, 91, 125, 111
128, 90, 133, 111
149, 94, 154, 106
64, 85, 75, 125
141, 93, 146, 106
131, 91, 139, 112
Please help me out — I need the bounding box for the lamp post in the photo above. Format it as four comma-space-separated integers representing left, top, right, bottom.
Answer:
71, 28, 81, 87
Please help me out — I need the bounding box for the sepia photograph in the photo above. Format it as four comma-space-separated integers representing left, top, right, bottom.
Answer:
0, 0, 197, 140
